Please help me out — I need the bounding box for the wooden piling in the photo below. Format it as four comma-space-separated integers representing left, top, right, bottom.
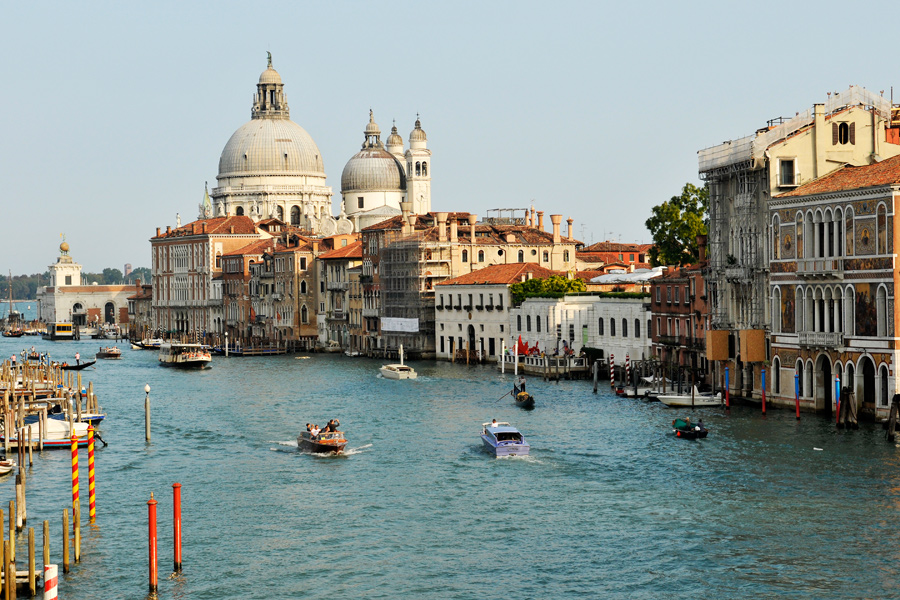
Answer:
62, 510, 68, 574
42, 520, 49, 571
27, 425, 32, 467
73, 503, 80, 563
4, 541, 11, 600
7, 502, 12, 562
28, 527, 34, 597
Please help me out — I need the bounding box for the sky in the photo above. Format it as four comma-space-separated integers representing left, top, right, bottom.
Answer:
3, 0, 899, 275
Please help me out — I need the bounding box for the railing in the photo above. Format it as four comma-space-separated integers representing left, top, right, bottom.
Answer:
798, 331, 844, 347
327, 281, 350, 291
796, 258, 843, 277
724, 267, 751, 281
362, 308, 379, 318
657, 335, 685, 346
328, 311, 347, 321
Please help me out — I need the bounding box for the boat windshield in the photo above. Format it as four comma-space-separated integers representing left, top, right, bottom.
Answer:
494, 432, 522, 442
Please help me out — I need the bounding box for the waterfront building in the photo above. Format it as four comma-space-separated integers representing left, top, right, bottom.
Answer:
435, 263, 555, 362
698, 86, 900, 398
150, 215, 268, 336
126, 281, 153, 339
317, 239, 363, 348
271, 236, 319, 349
767, 154, 900, 418
649, 239, 710, 379
37, 241, 139, 326
361, 205, 581, 357
341, 112, 432, 231
347, 266, 364, 354
209, 56, 347, 235
223, 238, 278, 345
509, 294, 651, 362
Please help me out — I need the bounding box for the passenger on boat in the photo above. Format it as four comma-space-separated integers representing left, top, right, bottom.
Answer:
310, 425, 320, 437
490, 419, 499, 428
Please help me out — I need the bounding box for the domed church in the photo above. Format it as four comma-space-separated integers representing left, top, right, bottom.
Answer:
341, 111, 432, 231
208, 54, 338, 234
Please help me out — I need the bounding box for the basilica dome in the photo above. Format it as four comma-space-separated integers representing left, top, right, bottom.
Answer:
341, 148, 406, 192
218, 118, 325, 178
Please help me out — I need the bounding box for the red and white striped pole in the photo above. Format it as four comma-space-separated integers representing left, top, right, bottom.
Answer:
148, 492, 158, 595
609, 354, 615, 387
43, 564, 58, 600
625, 354, 631, 389
70, 435, 79, 508
88, 426, 96, 522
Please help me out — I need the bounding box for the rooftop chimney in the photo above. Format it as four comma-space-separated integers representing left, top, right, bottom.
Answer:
202, 222, 208, 234
450, 218, 458, 243
537, 211, 544, 230
437, 212, 449, 242
531, 207, 536, 228
566, 217, 573, 240
156, 227, 161, 237
550, 214, 562, 244
467, 214, 477, 244
400, 201, 412, 235
230, 226, 234, 234
166, 225, 171, 234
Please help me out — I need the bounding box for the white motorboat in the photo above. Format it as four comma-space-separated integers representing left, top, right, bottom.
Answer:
158, 343, 212, 368
380, 344, 416, 379
657, 386, 723, 407
623, 376, 673, 398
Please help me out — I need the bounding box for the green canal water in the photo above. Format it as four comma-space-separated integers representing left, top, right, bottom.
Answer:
2, 337, 899, 599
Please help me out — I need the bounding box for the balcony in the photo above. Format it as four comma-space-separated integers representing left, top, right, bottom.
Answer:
362, 308, 379, 318
328, 310, 347, 321
327, 281, 350, 291
797, 258, 843, 280
724, 267, 751, 282
798, 331, 844, 348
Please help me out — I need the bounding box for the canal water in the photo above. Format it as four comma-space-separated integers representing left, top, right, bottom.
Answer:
1, 337, 899, 599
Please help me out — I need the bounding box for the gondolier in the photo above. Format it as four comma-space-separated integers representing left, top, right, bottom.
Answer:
75, 352, 81, 365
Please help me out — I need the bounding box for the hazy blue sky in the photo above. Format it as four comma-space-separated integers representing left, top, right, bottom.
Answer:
3, 0, 898, 275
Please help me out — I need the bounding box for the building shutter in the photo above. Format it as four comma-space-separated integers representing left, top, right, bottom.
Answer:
849, 122, 856, 145
832, 122, 839, 145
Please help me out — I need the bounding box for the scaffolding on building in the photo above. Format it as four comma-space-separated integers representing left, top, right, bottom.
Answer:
380, 232, 434, 356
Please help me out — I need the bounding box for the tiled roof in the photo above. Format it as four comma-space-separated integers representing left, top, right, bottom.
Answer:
573, 270, 605, 281
581, 241, 653, 253
152, 216, 259, 239
127, 285, 153, 300
362, 212, 473, 231
437, 263, 559, 286
318, 240, 363, 260
223, 239, 286, 257
778, 154, 900, 198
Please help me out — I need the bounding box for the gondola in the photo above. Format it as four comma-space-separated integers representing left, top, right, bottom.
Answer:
59, 360, 96, 371
512, 378, 535, 409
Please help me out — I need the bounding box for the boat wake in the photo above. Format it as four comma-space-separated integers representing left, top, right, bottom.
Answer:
342, 443, 373, 456
269, 440, 299, 453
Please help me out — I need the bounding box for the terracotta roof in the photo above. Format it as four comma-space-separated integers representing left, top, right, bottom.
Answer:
223, 239, 286, 257
573, 270, 605, 281
318, 240, 363, 260
127, 284, 153, 301
778, 154, 900, 198
437, 263, 559, 286
152, 216, 260, 239
581, 241, 652, 253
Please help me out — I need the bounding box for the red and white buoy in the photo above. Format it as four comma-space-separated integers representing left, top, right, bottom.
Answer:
43, 564, 58, 600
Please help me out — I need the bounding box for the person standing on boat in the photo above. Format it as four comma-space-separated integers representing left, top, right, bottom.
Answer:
75, 352, 81, 365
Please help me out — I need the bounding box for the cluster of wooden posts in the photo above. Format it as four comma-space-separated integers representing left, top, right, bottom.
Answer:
0, 358, 103, 598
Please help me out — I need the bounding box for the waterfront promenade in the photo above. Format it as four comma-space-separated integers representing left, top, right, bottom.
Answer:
1, 336, 898, 599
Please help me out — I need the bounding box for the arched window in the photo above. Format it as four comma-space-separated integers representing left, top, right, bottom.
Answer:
622, 319, 628, 337
478, 250, 484, 262
422, 162, 427, 176
796, 360, 804, 397
290, 206, 300, 226
518, 250, 524, 262
877, 285, 887, 337
634, 319, 640, 338
301, 305, 308, 324
542, 251, 549, 262
300, 281, 307, 294
462, 250, 468, 263
564, 251, 570, 262
598, 318, 604, 335
536, 316, 541, 332
416, 162, 421, 176
517, 315, 522, 331
845, 207, 854, 256
838, 122, 850, 144
772, 215, 780, 260
877, 204, 887, 254
235, 206, 244, 216
772, 287, 782, 334
526, 315, 532, 332
610, 319, 616, 337
881, 365, 889, 407
276, 206, 284, 221
796, 211, 804, 259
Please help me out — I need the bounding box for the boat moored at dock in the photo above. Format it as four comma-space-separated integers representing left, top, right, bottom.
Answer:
43, 322, 76, 341
158, 343, 212, 368
656, 387, 722, 407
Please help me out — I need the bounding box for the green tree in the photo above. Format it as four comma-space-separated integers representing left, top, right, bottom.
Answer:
645, 182, 709, 267
128, 267, 152, 285
102, 268, 123, 284
509, 276, 586, 305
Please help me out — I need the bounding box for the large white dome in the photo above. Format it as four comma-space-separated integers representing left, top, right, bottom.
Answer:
218, 119, 325, 178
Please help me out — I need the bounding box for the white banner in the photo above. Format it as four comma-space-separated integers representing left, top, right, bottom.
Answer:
381, 317, 419, 332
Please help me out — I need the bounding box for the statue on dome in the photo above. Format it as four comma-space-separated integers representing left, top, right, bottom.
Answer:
199, 182, 213, 219
267, 51, 272, 68
176, 213, 181, 228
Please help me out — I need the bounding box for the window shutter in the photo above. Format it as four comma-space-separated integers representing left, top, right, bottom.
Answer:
832, 122, 838, 145
849, 122, 856, 145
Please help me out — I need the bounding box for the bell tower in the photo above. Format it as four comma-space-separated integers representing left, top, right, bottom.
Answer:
404, 116, 432, 215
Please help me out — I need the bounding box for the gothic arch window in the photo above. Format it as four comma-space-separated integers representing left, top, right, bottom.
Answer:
634, 319, 640, 338
796, 360, 804, 397
877, 285, 888, 337
772, 215, 780, 260
518, 250, 524, 262
517, 315, 522, 331
622, 318, 627, 337
235, 206, 244, 216
877, 203, 887, 254
845, 206, 854, 256
773, 357, 781, 393
796, 211, 804, 259
772, 287, 782, 333
598, 318, 604, 335
844, 284, 855, 336
300, 280, 307, 294
422, 162, 427, 176
526, 315, 532, 332
290, 206, 300, 226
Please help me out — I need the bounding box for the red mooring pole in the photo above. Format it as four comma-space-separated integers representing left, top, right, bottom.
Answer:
173, 483, 182, 574
761, 368, 767, 415
148, 492, 158, 595
794, 373, 801, 420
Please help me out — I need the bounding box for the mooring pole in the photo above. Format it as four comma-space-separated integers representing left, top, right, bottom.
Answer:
148, 492, 158, 595
172, 483, 182, 574
761, 368, 767, 415
794, 372, 800, 420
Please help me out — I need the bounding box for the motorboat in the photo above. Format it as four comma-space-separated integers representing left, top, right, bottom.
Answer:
297, 429, 347, 454
622, 376, 673, 398
0, 458, 15, 476
380, 344, 416, 379
96, 346, 123, 359
4, 415, 90, 448
672, 417, 709, 440
481, 421, 530, 457
158, 343, 211, 368
657, 387, 723, 407
138, 338, 165, 349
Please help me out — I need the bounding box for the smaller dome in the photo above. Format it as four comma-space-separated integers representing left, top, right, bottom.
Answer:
365, 110, 381, 136
341, 148, 406, 192
386, 124, 403, 148
259, 67, 282, 85
409, 117, 427, 142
